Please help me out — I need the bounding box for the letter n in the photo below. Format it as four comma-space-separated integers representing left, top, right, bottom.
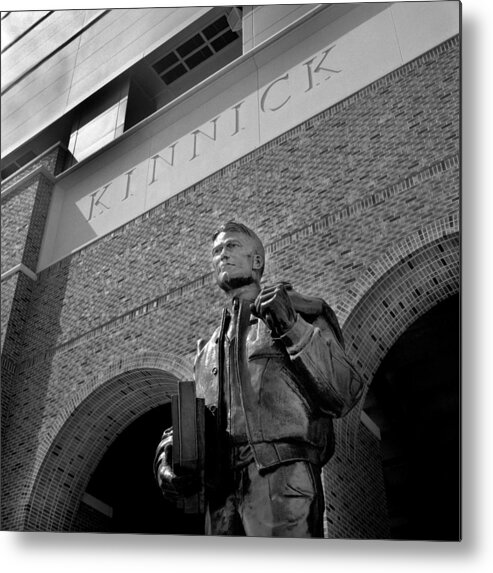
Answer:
190, 117, 219, 161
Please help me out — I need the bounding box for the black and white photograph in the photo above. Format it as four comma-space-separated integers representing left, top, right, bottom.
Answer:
0, 0, 487, 571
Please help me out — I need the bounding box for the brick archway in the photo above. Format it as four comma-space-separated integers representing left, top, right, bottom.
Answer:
334, 219, 459, 451
24, 352, 193, 531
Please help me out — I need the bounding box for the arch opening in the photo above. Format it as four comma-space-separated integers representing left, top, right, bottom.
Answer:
25, 364, 190, 531
363, 294, 460, 540
74, 403, 204, 534
337, 232, 460, 453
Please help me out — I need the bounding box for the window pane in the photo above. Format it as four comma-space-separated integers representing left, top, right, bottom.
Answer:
202, 15, 228, 40
185, 46, 213, 70
153, 52, 179, 75
177, 33, 204, 58
211, 30, 239, 53
162, 63, 187, 84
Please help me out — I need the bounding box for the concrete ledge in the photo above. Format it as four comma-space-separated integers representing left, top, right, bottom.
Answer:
360, 411, 381, 440
81, 493, 113, 518
1, 263, 37, 282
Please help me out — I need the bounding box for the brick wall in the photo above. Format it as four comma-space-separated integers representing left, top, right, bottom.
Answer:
0, 273, 35, 363
1, 145, 67, 358
71, 501, 112, 533
1, 145, 68, 273
1, 274, 18, 350
1, 173, 54, 423
1, 148, 65, 528
0, 36, 460, 533
324, 424, 389, 539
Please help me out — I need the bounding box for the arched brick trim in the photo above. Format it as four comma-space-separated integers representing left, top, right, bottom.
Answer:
336, 214, 459, 325
24, 352, 193, 531
335, 225, 459, 452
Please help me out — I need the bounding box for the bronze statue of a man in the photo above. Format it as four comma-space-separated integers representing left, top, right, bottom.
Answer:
154, 221, 363, 537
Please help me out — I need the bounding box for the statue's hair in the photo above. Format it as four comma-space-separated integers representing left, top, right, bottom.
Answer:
212, 221, 265, 277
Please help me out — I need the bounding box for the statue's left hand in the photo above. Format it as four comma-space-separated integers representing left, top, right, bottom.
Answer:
251, 283, 297, 336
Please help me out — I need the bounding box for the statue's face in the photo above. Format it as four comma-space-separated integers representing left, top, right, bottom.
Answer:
212, 231, 261, 292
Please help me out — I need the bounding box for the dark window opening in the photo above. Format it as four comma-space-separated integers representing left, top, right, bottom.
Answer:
151, 11, 240, 86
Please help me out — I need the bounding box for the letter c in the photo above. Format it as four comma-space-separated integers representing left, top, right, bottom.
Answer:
260, 74, 291, 113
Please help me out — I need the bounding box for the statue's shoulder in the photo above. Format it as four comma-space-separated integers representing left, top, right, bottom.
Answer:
285, 284, 345, 348
196, 326, 219, 351
286, 286, 325, 318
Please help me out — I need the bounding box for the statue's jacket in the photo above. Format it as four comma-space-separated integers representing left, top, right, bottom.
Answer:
194, 287, 364, 473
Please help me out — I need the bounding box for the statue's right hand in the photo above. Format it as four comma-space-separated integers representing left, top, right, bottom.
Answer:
154, 429, 200, 503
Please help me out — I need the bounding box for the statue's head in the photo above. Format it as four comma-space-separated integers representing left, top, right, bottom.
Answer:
211, 221, 265, 293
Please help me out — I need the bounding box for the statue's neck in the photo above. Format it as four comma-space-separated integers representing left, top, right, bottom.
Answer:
225, 282, 260, 303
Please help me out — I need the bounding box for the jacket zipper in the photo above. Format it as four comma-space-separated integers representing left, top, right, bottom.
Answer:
233, 298, 259, 461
